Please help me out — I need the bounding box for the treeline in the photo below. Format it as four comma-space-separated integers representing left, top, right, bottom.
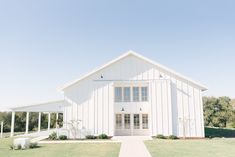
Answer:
0, 112, 63, 132
203, 96, 235, 128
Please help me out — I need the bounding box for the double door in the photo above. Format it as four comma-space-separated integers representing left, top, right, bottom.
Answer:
115, 113, 149, 136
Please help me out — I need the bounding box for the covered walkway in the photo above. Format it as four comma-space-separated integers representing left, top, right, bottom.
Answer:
9, 100, 69, 137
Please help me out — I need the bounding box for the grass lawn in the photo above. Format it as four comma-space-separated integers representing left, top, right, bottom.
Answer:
145, 139, 235, 157
0, 138, 121, 157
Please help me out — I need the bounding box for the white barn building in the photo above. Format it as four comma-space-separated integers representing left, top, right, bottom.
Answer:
61, 51, 207, 138
9, 50, 207, 138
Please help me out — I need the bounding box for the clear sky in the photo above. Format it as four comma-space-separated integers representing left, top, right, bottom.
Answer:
0, 0, 235, 108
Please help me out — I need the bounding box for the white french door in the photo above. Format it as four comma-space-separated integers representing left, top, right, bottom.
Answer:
115, 113, 149, 136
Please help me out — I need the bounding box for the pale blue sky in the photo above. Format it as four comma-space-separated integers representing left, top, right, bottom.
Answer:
0, 0, 235, 107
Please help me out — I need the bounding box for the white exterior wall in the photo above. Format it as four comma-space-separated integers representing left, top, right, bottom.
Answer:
63, 55, 205, 138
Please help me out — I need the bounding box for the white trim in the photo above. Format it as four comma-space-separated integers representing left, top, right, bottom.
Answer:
60, 50, 208, 91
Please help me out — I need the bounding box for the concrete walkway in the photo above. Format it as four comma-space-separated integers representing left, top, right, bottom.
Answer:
113, 136, 152, 157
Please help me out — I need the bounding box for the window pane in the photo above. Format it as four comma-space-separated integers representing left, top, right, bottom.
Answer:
115, 87, 122, 102
133, 87, 139, 102
124, 114, 130, 129
123, 87, 130, 102
116, 114, 122, 129
134, 114, 140, 129
142, 114, 148, 129
141, 87, 148, 101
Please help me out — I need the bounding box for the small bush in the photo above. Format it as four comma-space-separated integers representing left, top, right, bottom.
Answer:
86, 135, 97, 139
16, 144, 22, 150
9, 144, 14, 150
49, 132, 57, 140
59, 135, 67, 140
168, 135, 178, 140
98, 134, 108, 139
29, 142, 38, 149
156, 134, 167, 139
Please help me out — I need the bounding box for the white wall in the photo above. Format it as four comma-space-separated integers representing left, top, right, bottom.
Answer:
63, 55, 205, 137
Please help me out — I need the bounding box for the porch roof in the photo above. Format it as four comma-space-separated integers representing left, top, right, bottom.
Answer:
10, 100, 69, 113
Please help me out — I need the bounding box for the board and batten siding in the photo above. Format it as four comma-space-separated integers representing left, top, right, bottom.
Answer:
63, 55, 204, 137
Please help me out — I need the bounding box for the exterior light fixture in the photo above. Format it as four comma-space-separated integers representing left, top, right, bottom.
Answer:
121, 108, 124, 111
140, 108, 142, 111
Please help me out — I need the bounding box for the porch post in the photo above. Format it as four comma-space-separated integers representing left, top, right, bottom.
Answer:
1, 121, 3, 138
48, 113, 51, 131
38, 112, 41, 132
10, 111, 15, 137
56, 113, 59, 129
25, 112, 29, 134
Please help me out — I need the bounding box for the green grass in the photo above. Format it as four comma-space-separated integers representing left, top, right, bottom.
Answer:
205, 127, 235, 138
145, 139, 235, 157
0, 138, 121, 157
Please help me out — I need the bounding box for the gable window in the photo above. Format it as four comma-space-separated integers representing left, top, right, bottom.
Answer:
141, 87, 148, 101
115, 87, 122, 102
133, 87, 139, 102
123, 87, 131, 102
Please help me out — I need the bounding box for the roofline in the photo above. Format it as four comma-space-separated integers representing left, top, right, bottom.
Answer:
10, 100, 65, 110
60, 50, 208, 91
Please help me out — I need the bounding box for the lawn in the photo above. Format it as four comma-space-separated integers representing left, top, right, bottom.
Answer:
145, 139, 235, 157
0, 138, 121, 157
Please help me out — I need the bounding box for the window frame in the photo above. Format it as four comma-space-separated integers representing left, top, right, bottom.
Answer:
133, 87, 140, 102
114, 87, 122, 102
123, 87, 131, 102
141, 87, 148, 102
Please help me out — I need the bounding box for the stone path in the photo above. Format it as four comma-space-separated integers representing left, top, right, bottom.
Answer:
113, 136, 152, 157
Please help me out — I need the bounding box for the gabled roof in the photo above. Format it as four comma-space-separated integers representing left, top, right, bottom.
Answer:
61, 50, 208, 91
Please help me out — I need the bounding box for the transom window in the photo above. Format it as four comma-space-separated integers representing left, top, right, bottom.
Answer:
114, 86, 148, 102
115, 87, 122, 102
133, 87, 140, 102
141, 87, 148, 101
124, 87, 131, 102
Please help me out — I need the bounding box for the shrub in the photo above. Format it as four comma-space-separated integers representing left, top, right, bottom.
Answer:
9, 144, 14, 150
48, 132, 57, 140
86, 135, 97, 139
29, 142, 38, 149
156, 134, 166, 139
59, 135, 67, 140
16, 144, 22, 150
98, 134, 108, 139
168, 135, 178, 140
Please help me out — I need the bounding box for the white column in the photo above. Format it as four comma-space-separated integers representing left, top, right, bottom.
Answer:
56, 113, 59, 129
38, 112, 41, 132
1, 121, 3, 138
10, 111, 15, 137
48, 113, 51, 131
25, 112, 29, 134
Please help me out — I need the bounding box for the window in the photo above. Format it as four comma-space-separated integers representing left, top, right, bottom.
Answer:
124, 114, 130, 129
133, 87, 139, 102
116, 114, 122, 129
123, 87, 131, 102
115, 87, 122, 102
142, 114, 148, 129
141, 87, 148, 101
134, 114, 140, 129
